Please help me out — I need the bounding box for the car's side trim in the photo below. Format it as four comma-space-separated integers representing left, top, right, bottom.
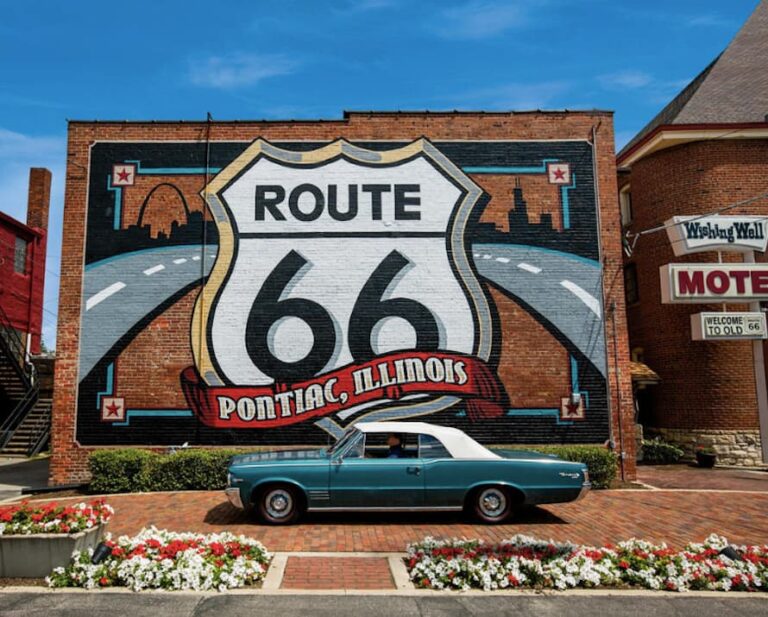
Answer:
306, 506, 464, 512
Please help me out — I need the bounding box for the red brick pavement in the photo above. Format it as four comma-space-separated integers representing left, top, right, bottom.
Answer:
281, 557, 394, 589
44, 490, 768, 551
637, 465, 768, 492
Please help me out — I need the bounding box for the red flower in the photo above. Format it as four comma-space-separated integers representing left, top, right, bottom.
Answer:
618, 560, 630, 570
209, 542, 226, 557
99, 577, 109, 586
111, 547, 125, 557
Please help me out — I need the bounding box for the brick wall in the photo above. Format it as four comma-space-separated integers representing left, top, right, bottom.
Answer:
51, 112, 635, 484
622, 139, 768, 432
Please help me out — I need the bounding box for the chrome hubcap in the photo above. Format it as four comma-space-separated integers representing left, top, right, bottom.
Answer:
479, 488, 506, 517
265, 489, 293, 518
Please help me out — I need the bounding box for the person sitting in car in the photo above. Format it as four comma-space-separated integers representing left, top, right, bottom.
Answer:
387, 433, 404, 458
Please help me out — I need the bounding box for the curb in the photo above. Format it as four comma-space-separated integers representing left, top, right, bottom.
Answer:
1, 586, 767, 598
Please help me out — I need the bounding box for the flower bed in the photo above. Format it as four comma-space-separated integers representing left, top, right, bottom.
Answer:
406, 534, 768, 592
0, 499, 113, 535
47, 527, 272, 591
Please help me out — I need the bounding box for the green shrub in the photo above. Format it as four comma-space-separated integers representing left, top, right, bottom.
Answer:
89, 449, 156, 494
641, 438, 684, 464
525, 445, 619, 489
143, 449, 243, 492
89, 448, 244, 494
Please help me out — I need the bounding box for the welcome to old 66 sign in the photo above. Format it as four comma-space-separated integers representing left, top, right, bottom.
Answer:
182, 139, 507, 431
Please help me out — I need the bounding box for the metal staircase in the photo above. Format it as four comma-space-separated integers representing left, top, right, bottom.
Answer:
0, 302, 43, 456
1, 397, 51, 456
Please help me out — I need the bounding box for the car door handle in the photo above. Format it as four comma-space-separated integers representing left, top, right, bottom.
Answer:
406, 466, 421, 475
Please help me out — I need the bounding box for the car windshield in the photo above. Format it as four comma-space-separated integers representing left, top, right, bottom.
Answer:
329, 428, 361, 455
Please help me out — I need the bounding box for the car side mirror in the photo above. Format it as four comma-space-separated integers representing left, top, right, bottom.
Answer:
331, 457, 343, 465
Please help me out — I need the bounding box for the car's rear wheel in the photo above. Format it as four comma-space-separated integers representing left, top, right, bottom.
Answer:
470, 486, 515, 524
256, 485, 302, 525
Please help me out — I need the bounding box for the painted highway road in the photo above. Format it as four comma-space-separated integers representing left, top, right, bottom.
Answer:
79, 242, 604, 381
79, 245, 217, 380
473, 243, 606, 376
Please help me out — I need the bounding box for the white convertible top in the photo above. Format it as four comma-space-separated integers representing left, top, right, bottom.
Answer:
354, 421, 501, 460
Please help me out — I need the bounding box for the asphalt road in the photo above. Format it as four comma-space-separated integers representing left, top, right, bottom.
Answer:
79, 245, 217, 380
473, 243, 606, 376
79, 242, 605, 380
1, 593, 766, 616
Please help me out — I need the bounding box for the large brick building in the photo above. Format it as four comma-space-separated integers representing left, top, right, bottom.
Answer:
51, 112, 634, 484
618, 2, 768, 465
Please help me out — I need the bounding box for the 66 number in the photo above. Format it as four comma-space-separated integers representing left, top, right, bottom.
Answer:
245, 250, 439, 382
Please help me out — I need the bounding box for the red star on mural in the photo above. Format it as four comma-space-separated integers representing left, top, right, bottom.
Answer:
564, 400, 581, 418
116, 168, 132, 183
105, 402, 122, 417
552, 168, 566, 181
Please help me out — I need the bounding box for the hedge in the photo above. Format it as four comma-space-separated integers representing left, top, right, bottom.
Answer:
90, 443, 618, 494
641, 437, 684, 464
524, 445, 619, 489
89, 449, 245, 494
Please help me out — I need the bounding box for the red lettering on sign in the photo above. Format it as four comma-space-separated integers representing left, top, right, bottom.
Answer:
706, 270, 729, 294
678, 270, 705, 294
752, 271, 768, 294
730, 270, 750, 294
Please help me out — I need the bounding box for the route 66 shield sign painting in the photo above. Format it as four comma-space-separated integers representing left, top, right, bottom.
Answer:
182, 138, 507, 431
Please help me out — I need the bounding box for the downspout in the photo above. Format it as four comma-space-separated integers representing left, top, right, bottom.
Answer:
590, 123, 625, 481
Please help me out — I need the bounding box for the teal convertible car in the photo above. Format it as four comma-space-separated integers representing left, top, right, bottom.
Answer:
225, 422, 590, 524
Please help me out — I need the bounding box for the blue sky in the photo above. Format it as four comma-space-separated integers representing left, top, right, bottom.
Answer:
0, 0, 759, 348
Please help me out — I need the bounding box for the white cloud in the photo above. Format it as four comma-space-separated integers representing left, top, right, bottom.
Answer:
453, 80, 570, 109
0, 127, 66, 349
434, 1, 533, 40
597, 70, 653, 90
339, 0, 398, 12
597, 70, 691, 105
686, 14, 733, 28
188, 53, 297, 89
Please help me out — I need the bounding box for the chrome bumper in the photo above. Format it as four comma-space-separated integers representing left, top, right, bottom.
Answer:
225, 487, 244, 509
576, 481, 591, 501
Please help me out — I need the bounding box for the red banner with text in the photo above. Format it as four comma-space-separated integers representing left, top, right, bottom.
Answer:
181, 351, 507, 428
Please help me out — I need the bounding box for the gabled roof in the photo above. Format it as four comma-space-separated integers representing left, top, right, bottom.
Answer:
619, 1, 768, 160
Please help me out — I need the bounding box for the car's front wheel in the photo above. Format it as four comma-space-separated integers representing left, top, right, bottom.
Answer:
256, 485, 302, 525
470, 486, 515, 524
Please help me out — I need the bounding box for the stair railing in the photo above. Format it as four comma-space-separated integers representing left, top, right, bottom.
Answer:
0, 302, 40, 451
0, 381, 39, 450
27, 417, 50, 457
0, 302, 37, 388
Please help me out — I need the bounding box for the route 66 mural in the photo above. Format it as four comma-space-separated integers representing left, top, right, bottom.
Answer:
78, 137, 608, 446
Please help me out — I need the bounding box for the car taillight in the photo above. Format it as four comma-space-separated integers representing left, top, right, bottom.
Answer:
583, 469, 590, 483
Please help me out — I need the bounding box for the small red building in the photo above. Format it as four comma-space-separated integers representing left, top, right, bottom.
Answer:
0, 168, 51, 356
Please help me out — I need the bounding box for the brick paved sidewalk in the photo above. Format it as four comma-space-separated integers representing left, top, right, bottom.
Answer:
43, 489, 768, 552
637, 464, 768, 491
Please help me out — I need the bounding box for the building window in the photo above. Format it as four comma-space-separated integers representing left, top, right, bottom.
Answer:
624, 263, 639, 305
14, 236, 28, 274
620, 188, 633, 226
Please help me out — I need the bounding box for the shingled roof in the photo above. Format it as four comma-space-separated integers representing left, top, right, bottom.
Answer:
619, 1, 768, 159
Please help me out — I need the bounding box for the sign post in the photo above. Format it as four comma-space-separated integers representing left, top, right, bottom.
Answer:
744, 251, 768, 465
